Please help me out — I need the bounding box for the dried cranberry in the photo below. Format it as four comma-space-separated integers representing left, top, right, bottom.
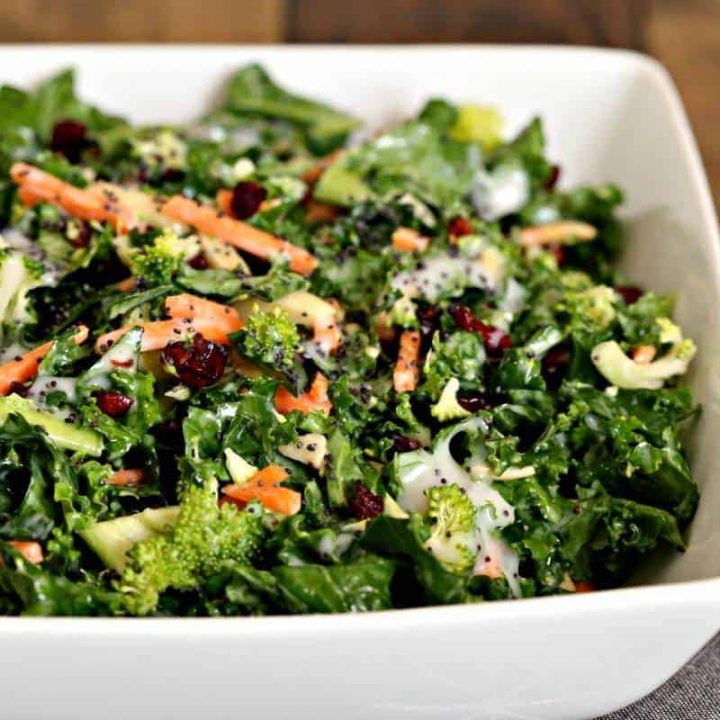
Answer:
551, 245, 566, 266
450, 304, 476, 332
394, 435, 421, 452
457, 392, 493, 413
476, 321, 512, 354
96, 390, 134, 417
70, 222, 93, 249
543, 345, 571, 371
230, 181, 267, 220
450, 304, 512, 354
187, 252, 209, 270
543, 165, 561, 191
50, 120, 89, 164
448, 216, 473, 237
615, 285, 643, 306
350, 481, 384, 520
161, 333, 228, 389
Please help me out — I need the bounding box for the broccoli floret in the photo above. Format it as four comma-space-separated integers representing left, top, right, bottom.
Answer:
130, 228, 198, 286
422, 331, 486, 398
424, 484, 478, 572
130, 129, 187, 171
120, 478, 266, 614
430, 378, 472, 422
235, 306, 301, 375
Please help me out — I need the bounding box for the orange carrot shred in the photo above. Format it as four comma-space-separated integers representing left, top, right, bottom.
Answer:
164, 293, 244, 334
106, 469, 146, 487
275, 373, 332, 416
223, 464, 301, 515
393, 330, 421, 392
161, 195, 317, 276
392, 227, 429, 253
8, 540, 44, 565
11, 163, 133, 231
0, 325, 88, 396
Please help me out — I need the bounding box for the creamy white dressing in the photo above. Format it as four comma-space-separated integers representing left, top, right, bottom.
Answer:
471, 163, 529, 221
26, 376, 78, 404
0, 342, 26, 364
397, 418, 522, 596
316, 531, 355, 560
392, 249, 504, 303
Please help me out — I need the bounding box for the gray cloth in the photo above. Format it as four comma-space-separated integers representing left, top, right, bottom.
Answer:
599, 633, 720, 719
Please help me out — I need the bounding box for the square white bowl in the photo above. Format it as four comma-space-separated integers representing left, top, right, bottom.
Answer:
0, 45, 719, 720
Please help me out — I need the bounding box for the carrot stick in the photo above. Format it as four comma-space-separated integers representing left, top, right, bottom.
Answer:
8, 540, 44, 564
161, 195, 317, 276
216, 188, 233, 216
392, 227, 429, 253
10, 163, 133, 231
275, 373, 332, 416
223, 465, 301, 516
115, 277, 137, 293
164, 294, 244, 334
393, 330, 421, 392
106, 468, 146, 487
519, 221, 597, 247
95, 318, 233, 354
0, 325, 89, 396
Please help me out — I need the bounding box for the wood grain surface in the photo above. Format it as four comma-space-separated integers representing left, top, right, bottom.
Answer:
0, 0, 717, 205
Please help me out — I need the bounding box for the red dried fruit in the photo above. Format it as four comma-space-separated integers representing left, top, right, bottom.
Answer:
543, 165, 561, 191
230, 181, 267, 220
615, 285, 643, 306
69, 222, 93, 249
551, 245, 566, 266
448, 216, 474, 238
394, 435, 421, 452
350, 481, 384, 520
450, 304, 476, 332
187, 252, 209, 270
457, 392, 493, 413
50, 120, 90, 164
450, 304, 512, 354
96, 390, 134, 417
543, 346, 571, 371
161, 333, 228, 389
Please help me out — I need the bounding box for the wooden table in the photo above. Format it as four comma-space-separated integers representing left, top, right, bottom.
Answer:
0, 0, 717, 206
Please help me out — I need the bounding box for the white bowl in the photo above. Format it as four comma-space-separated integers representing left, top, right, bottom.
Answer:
1, 45, 719, 720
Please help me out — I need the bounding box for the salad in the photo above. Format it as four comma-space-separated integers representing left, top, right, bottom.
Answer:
0, 65, 699, 616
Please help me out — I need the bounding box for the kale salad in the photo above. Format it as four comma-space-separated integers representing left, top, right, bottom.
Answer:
0, 65, 699, 616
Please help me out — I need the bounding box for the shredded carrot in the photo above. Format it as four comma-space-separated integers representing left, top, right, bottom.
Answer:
223, 464, 301, 515
106, 468, 146, 487
115, 277, 137, 293
96, 318, 233, 354
392, 227, 429, 253
10, 163, 133, 231
216, 188, 233, 216
376, 312, 396, 342
632, 345, 657, 364
305, 199, 341, 224
475, 556, 504, 580
0, 325, 89, 396
519, 221, 597, 247
573, 581, 596, 594
8, 540, 44, 565
393, 330, 421, 393
275, 373, 332, 416
161, 195, 317, 276
164, 293, 244, 334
